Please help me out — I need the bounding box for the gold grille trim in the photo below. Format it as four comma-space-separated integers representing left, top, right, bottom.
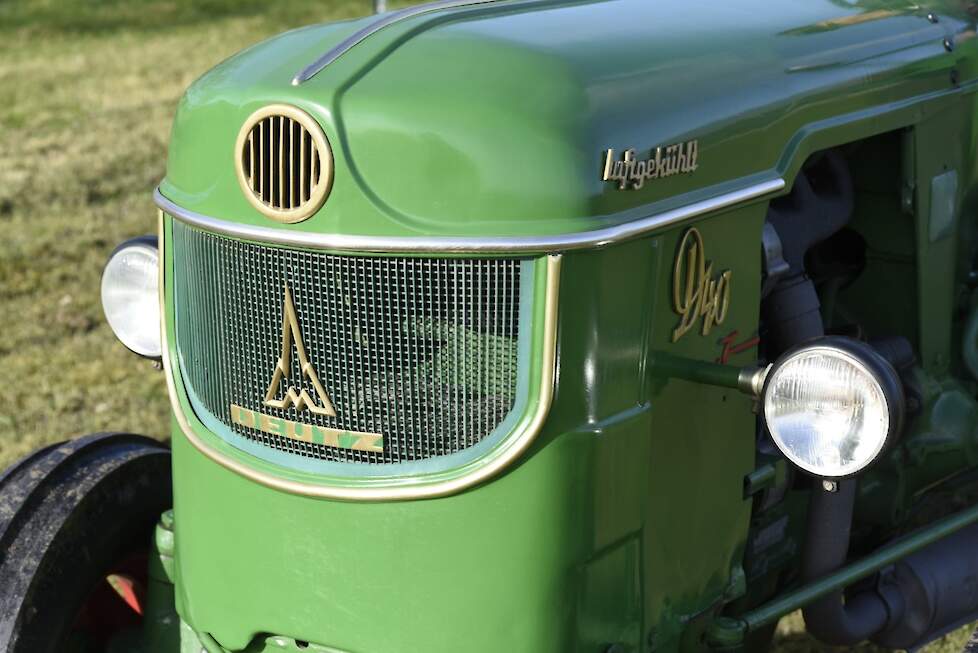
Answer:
235, 104, 333, 223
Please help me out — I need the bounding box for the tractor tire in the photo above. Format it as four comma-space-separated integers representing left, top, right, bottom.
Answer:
0, 433, 171, 653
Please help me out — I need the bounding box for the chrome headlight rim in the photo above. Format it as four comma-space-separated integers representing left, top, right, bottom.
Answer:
761, 336, 905, 480
100, 235, 161, 360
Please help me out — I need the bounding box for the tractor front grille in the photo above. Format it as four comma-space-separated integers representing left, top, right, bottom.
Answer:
171, 220, 525, 466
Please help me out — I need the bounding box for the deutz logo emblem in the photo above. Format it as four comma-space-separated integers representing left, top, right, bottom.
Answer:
263, 284, 336, 416
671, 228, 732, 342
229, 283, 384, 453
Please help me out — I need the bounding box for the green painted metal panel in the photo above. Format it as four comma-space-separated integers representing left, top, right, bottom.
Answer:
164, 203, 766, 651
160, 0, 976, 242
149, 0, 978, 651
914, 102, 972, 374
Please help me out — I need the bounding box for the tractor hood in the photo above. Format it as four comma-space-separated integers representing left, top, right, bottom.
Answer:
159, 0, 975, 244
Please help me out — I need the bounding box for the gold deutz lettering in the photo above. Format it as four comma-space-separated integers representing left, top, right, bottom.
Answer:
230, 404, 384, 453
230, 404, 256, 428
285, 420, 313, 442
227, 285, 385, 454
671, 228, 732, 342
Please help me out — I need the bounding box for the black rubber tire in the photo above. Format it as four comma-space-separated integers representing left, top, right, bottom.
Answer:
0, 433, 172, 653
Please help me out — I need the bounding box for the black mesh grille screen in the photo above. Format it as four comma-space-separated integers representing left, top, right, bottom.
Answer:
171, 220, 523, 465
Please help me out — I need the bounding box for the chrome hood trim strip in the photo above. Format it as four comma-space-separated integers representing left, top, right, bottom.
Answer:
293, 0, 504, 85
154, 179, 784, 253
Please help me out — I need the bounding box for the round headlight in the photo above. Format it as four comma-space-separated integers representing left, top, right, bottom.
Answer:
762, 337, 904, 478
101, 237, 161, 359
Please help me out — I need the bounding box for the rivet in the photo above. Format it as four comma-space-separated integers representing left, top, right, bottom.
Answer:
822, 480, 839, 493
944, 38, 955, 52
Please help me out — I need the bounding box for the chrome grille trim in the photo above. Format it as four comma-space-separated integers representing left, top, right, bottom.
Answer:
159, 212, 562, 501
158, 210, 561, 501
171, 220, 527, 467
155, 178, 786, 253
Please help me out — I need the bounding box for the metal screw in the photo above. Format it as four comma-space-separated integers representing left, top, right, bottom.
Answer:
822, 480, 839, 493
928, 12, 939, 23
944, 38, 955, 52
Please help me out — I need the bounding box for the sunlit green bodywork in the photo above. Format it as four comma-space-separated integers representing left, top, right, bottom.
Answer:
149, 1, 978, 651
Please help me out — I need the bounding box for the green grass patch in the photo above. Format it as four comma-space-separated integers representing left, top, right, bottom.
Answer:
0, 0, 365, 35
0, 0, 382, 467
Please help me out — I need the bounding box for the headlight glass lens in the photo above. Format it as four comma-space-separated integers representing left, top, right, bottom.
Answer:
101, 242, 160, 358
763, 348, 889, 477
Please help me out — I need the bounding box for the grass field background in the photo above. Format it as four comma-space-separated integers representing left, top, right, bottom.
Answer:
0, 1, 971, 651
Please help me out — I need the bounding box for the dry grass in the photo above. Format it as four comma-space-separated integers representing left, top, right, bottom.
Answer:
0, 1, 972, 651
0, 1, 366, 466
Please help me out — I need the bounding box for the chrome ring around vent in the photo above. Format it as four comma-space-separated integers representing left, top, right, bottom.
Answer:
234, 104, 334, 224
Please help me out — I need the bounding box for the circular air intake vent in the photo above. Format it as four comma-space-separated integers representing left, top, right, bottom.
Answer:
235, 104, 333, 223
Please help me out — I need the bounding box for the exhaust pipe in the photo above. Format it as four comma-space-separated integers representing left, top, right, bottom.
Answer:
802, 480, 978, 650
871, 519, 978, 649
801, 480, 890, 646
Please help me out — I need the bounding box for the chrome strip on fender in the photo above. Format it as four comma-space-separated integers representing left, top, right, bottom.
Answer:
154, 178, 785, 253
293, 0, 503, 85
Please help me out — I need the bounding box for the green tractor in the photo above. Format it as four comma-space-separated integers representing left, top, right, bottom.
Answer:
7, 0, 978, 651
